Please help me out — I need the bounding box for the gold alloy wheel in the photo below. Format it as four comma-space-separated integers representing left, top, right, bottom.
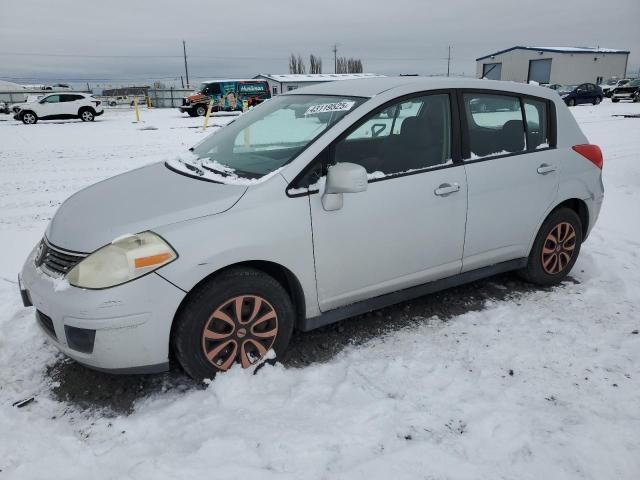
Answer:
541, 222, 577, 275
201, 295, 278, 371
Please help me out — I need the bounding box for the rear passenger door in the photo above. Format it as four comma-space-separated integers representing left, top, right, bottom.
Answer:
460, 91, 560, 271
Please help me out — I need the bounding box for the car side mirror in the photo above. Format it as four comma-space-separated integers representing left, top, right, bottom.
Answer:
322, 162, 368, 211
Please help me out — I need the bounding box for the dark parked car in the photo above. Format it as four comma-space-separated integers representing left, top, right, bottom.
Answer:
558, 83, 603, 106
611, 79, 640, 103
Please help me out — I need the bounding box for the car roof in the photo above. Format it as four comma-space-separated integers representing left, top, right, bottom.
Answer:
287, 76, 561, 101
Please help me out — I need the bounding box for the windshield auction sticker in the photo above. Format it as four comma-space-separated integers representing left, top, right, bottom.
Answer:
304, 101, 356, 116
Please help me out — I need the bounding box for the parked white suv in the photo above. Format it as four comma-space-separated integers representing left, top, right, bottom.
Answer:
18, 77, 604, 379
14, 92, 104, 124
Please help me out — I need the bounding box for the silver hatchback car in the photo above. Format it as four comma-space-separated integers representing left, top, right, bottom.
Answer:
19, 77, 604, 379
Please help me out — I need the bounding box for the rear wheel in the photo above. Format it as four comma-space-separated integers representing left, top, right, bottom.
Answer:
172, 268, 294, 380
21, 111, 37, 124
593, 96, 602, 105
80, 109, 95, 122
633, 93, 640, 103
518, 208, 583, 286
567, 98, 576, 107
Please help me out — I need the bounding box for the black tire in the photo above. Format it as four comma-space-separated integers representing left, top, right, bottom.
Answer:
172, 267, 295, 380
518, 208, 583, 286
593, 96, 602, 105
612, 98, 620, 103
633, 93, 640, 103
109, 101, 117, 107
567, 98, 576, 107
187, 109, 199, 117
79, 108, 95, 122
195, 105, 207, 116
21, 111, 38, 124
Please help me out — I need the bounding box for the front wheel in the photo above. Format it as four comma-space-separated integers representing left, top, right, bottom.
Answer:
80, 109, 95, 122
172, 268, 294, 380
518, 208, 583, 286
195, 105, 207, 116
612, 98, 620, 103
21, 111, 38, 124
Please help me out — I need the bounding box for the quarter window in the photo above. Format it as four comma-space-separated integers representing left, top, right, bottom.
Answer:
333, 94, 452, 176
464, 93, 525, 158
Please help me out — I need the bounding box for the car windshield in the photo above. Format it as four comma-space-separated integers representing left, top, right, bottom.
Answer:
167, 94, 366, 183
558, 85, 577, 94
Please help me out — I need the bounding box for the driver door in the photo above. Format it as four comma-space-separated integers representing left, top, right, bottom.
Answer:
37, 94, 61, 117
307, 92, 468, 311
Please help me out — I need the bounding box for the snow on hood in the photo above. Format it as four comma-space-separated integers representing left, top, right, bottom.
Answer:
166, 151, 284, 186
46, 162, 247, 253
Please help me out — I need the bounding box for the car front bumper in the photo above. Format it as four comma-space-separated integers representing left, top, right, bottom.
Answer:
19, 244, 186, 373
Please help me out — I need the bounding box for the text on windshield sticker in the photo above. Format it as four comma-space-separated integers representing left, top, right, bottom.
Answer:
304, 101, 356, 116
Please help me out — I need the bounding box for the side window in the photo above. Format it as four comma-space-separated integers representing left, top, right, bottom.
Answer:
523, 98, 549, 150
59, 94, 77, 102
334, 94, 452, 176
463, 93, 525, 158
42, 95, 61, 103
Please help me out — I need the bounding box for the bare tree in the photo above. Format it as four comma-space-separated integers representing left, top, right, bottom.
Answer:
289, 53, 307, 74
289, 53, 297, 74
309, 54, 323, 74
297, 54, 306, 74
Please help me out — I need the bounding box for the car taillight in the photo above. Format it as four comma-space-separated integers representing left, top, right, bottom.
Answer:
572, 144, 603, 170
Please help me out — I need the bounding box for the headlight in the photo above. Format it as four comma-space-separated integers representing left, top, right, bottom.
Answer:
66, 231, 177, 289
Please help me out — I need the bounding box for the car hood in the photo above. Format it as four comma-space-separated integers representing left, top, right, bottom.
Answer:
46, 162, 247, 252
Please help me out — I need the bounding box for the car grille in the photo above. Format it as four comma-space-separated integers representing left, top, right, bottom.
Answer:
36, 310, 57, 339
35, 239, 87, 277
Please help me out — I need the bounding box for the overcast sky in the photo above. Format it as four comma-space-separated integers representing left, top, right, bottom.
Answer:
1, 0, 638, 87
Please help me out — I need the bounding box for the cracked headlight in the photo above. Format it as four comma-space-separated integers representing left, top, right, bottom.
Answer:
66, 231, 177, 289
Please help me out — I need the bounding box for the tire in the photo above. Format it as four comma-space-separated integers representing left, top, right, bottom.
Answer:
593, 96, 602, 105
172, 267, 295, 380
80, 109, 95, 122
612, 98, 620, 103
187, 109, 198, 117
633, 93, 640, 103
518, 208, 583, 286
195, 105, 207, 116
109, 101, 117, 107
567, 98, 576, 107
21, 111, 38, 124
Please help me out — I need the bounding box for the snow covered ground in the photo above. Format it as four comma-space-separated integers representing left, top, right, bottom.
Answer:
0, 102, 639, 479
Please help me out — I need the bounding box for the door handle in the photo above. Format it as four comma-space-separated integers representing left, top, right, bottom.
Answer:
537, 164, 556, 175
434, 183, 460, 197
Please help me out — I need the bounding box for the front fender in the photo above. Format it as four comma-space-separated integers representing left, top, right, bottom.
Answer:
154, 175, 320, 318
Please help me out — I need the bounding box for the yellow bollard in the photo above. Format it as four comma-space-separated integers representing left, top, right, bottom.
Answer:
146, 95, 152, 108
133, 97, 140, 123
243, 126, 250, 147
202, 99, 214, 130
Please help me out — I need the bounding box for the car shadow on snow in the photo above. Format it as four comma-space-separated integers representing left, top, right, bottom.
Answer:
46, 272, 578, 415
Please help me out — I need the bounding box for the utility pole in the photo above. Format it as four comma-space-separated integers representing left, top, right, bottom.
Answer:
182, 40, 190, 88
333, 44, 338, 73
447, 46, 451, 77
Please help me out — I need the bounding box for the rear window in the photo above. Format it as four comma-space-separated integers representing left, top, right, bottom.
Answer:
463, 92, 552, 159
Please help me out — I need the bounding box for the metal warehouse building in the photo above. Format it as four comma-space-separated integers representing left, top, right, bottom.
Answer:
476, 46, 630, 85
254, 73, 384, 96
